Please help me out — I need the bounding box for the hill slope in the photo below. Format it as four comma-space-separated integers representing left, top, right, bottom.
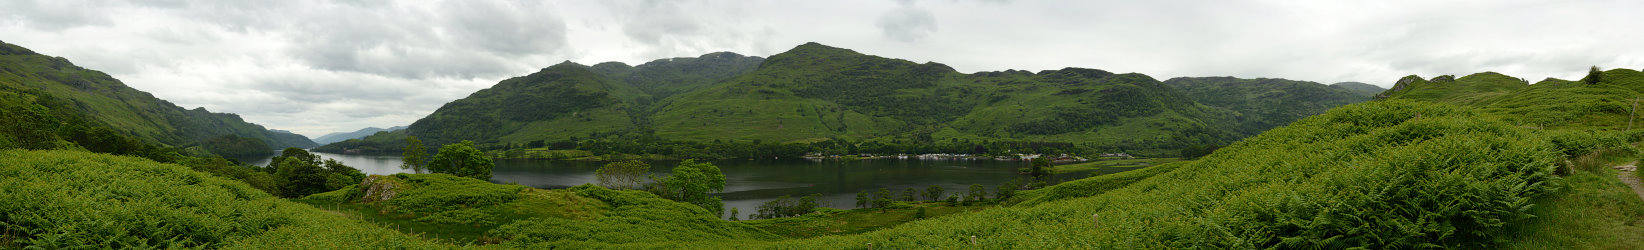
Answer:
1376, 68, 1644, 129
0, 41, 316, 155
1163, 77, 1379, 135
339, 43, 1369, 156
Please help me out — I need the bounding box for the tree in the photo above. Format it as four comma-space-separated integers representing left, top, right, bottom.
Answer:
924, 185, 945, 202
856, 190, 870, 208
728, 207, 740, 221
1585, 66, 1603, 84
428, 140, 494, 180
647, 159, 726, 216
1028, 157, 1052, 180
402, 136, 428, 173
322, 159, 365, 191
903, 187, 917, 202
966, 184, 987, 204
268, 147, 320, 172
996, 179, 1021, 201
273, 157, 328, 198
596, 160, 649, 190
874, 188, 893, 209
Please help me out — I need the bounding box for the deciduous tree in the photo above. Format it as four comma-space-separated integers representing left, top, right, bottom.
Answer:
428, 140, 494, 180
402, 136, 428, 173
596, 160, 649, 190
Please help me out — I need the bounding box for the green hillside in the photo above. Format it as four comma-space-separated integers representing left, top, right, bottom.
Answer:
335, 42, 1392, 157
402, 62, 649, 146
0, 41, 316, 155
1164, 77, 1379, 135
0, 150, 441, 248
1375, 69, 1644, 129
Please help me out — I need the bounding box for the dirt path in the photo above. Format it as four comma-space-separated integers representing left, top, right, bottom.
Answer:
1613, 162, 1644, 203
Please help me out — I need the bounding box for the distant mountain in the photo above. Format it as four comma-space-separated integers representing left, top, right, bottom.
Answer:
313, 126, 406, 145
1163, 77, 1379, 135
1330, 82, 1385, 96
0, 40, 316, 156
322, 42, 1382, 156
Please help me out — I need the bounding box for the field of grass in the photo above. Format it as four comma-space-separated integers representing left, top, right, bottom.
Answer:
742, 203, 988, 238
1050, 158, 1183, 174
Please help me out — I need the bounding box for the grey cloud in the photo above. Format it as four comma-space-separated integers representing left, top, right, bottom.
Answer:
877, 7, 937, 43
0, 0, 114, 30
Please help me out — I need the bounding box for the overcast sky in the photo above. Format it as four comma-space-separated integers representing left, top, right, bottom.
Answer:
2, 0, 1640, 138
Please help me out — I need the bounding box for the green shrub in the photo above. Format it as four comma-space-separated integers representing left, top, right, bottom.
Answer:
383, 173, 524, 214
488, 185, 778, 247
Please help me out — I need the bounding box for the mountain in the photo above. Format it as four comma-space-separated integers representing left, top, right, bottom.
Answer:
1376, 68, 1644, 129
1163, 77, 1379, 135
0, 40, 316, 155
312, 126, 406, 145
325, 42, 1388, 157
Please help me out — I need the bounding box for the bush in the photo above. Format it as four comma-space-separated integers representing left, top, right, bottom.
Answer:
384, 174, 524, 214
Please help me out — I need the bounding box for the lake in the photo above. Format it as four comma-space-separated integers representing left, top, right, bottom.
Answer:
238, 151, 1139, 219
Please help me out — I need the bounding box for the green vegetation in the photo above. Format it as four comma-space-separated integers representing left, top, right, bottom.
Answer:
267, 148, 366, 198
0, 41, 316, 153
325, 42, 1374, 159
595, 160, 649, 190
1049, 158, 1184, 174
744, 203, 987, 239
427, 140, 493, 180
1165, 76, 1380, 135
402, 136, 428, 173
0, 150, 440, 248
644, 159, 727, 216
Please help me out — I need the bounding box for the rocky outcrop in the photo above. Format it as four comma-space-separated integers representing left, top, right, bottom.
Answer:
358, 175, 407, 203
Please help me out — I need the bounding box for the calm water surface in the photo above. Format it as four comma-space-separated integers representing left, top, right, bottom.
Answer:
240, 150, 1140, 219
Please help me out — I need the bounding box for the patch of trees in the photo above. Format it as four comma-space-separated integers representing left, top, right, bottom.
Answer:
752, 194, 821, 219
199, 134, 271, 157
427, 140, 494, 180
264, 148, 365, 198
643, 159, 727, 216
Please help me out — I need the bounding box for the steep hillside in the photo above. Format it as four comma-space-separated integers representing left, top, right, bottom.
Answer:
404, 62, 649, 146
314, 126, 405, 145
1163, 77, 1378, 135
0, 41, 316, 155
590, 52, 764, 100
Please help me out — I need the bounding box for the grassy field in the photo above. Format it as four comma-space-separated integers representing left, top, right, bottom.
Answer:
742, 203, 989, 238
1050, 158, 1184, 174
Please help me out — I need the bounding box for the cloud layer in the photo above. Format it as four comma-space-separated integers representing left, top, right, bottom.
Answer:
2, 0, 1640, 137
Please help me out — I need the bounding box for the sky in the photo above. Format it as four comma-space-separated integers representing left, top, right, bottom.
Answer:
2, 0, 1641, 138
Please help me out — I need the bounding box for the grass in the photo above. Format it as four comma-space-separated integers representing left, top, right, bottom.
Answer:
1501, 170, 1644, 249
0, 149, 441, 248
1050, 158, 1183, 174
742, 203, 988, 238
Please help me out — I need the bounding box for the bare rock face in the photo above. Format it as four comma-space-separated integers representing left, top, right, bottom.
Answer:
359, 175, 406, 203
